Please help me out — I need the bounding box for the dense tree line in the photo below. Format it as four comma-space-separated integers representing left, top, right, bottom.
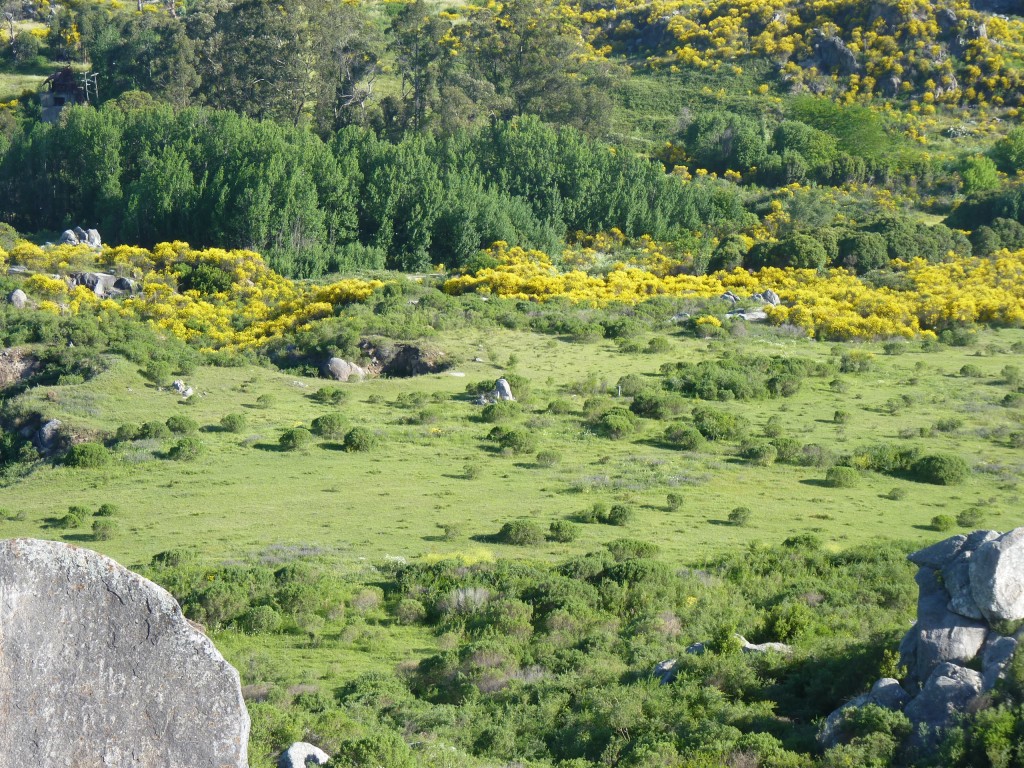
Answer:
0, 105, 747, 275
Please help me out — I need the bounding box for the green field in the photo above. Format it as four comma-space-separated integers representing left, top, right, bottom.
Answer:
3, 325, 1021, 566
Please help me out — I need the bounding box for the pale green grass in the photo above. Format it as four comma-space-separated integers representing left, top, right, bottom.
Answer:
2, 327, 1022, 572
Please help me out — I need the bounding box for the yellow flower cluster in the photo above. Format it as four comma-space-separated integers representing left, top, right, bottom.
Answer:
443, 243, 1024, 340
9, 241, 383, 352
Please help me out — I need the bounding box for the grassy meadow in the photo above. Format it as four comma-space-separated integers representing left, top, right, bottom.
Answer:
3, 325, 1021, 568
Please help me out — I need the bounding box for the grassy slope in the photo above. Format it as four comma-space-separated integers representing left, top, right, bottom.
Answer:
2, 326, 1021, 571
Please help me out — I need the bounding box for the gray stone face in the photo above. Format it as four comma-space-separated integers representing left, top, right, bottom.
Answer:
905, 663, 983, 734
944, 553, 984, 620
982, 633, 1019, 691
325, 357, 366, 382
58, 229, 79, 245
818, 678, 909, 748
970, 527, 1024, 622
908, 534, 967, 568
8, 289, 26, 309
0, 538, 249, 767
279, 742, 331, 767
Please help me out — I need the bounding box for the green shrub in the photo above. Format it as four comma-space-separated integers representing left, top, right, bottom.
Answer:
957, 507, 985, 527
771, 437, 803, 464
931, 514, 956, 532
168, 437, 205, 461
495, 427, 537, 454
166, 415, 198, 435
311, 387, 347, 405
763, 415, 784, 438
139, 421, 171, 440
663, 423, 706, 450
692, 406, 748, 441
280, 428, 314, 452
728, 506, 752, 526
65, 442, 112, 468
547, 398, 575, 414
825, 466, 859, 488
839, 350, 874, 373
395, 599, 427, 625
96, 503, 119, 517
833, 409, 850, 424
935, 417, 962, 433
481, 400, 520, 423
241, 605, 283, 634
55, 507, 87, 528
739, 440, 778, 466
606, 504, 633, 526
959, 364, 983, 378
646, 336, 671, 354
92, 519, 117, 541
255, 394, 275, 409
548, 520, 579, 543
605, 538, 659, 560
666, 492, 684, 511
311, 413, 348, 439
536, 450, 562, 468
114, 424, 141, 442
220, 413, 248, 433
885, 487, 907, 501
143, 360, 173, 386
629, 391, 686, 420
910, 454, 970, 485
343, 427, 379, 452
498, 520, 545, 546
596, 408, 639, 440
578, 502, 608, 523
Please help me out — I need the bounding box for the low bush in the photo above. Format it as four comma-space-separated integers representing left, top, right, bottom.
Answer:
344, 427, 379, 452
536, 450, 561, 468
910, 454, 970, 485
606, 504, 633, 526
825, 466, 859, 488
310, 387, 346, 405
931, 514, 956, 532
280, 428, 314, 452
498, 520, 545, 546
64, 442, 112, 468
663, 423, 706, 450
139, 421, 171, 440
92, 519, 117, 541
548, 520, 579, 543
166, 415, 199, 435
168, 437, 205, 461
220, 413, 248, 433
481, 400, 520, 423
728, 506, 752, 526
311, 413, 348, 439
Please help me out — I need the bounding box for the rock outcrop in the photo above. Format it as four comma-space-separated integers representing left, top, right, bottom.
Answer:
820, 529, 1024, 753
324, 357, 367, 382
0, 538, 249, 766
8, 289, 27, 309
279, 741, 331, 767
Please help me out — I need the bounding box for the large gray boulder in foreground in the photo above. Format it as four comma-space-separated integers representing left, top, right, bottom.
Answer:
970, 527, 1024, 622
0, 538, 249, 767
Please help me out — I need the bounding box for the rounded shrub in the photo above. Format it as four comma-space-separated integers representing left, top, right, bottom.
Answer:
481, 400, 520, 423
220, 413, 247, 433
497, 428, 537, 454
241, 605, 283, 634
547, 399, 575, 415
597, 409, 638, 440
728, 506, 752, 526
885, 487, 908, 501
740, 440, 778, 466
548, 520, 579, 543
395, 598, 427, 625
498, 520, 545, 546
911, 454, 970, 485
825, 466, 860, 488
931, 514, 957, 532
343, 427, 379, 452
65, 442, 112, 469
833, 409, 850, 425
166, 415, 199, 435
280, 428, 314, 452
254, 394, 275, 409
139, 421, 172, 440
536, 450, 562, 468
96, 503, 119, 517
311, 387, 346, 405
92, 519, 118, 541
168, 436, 205, 461
114, 424, 141, 443
957, 507, 986, 527
606, 504, 633, 526
311, 413, 348, 439
959, 364, 984, 378
666, 492, 684, 511
663, 423, 705, 451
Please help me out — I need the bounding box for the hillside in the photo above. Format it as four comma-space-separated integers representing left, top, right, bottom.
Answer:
2, 0, 1024, 764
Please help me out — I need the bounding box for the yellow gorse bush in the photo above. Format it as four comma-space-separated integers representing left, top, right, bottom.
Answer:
444, 243, 1024, 341
9, 241, 384, 352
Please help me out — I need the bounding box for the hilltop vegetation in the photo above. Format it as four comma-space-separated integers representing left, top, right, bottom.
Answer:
2, 0, 1024, 764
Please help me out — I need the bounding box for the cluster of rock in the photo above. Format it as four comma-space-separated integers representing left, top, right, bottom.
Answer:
475, 377, 515, 405
324, 357, 367, 382
821, 528, 1024, 751
0, 539, 249, 766
68, 271, 137, 296
655, 635, 793, 684
279, 742, 331, 767
172, 379, 194, 399
55, 226, 102, 248
719, 289, 780, 322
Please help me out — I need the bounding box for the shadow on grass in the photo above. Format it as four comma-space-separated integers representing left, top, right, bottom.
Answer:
252, 443, 286, 452
62, 533, 97, 543
707, 519, 738, 526
319, 442, 348, 451
799, 478, 832, 488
